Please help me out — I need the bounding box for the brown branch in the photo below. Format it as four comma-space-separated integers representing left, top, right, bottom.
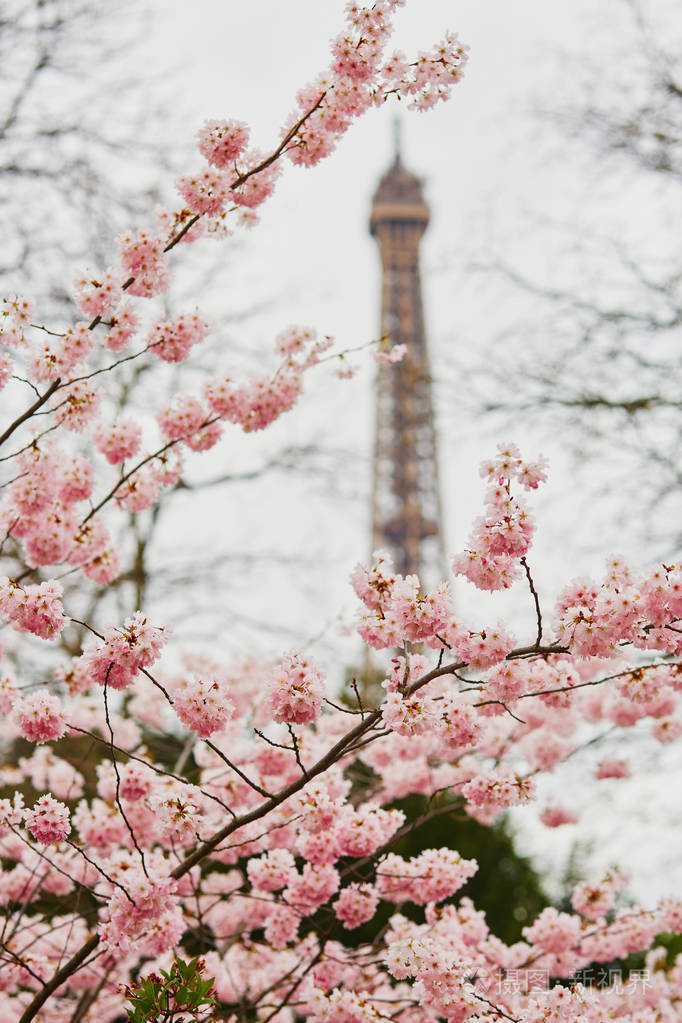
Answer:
203, 738, 273, 798
0, 379, 60, 449
18, 934, 100, 1023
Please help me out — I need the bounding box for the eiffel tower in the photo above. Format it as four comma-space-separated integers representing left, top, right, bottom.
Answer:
369, 126, 445, 586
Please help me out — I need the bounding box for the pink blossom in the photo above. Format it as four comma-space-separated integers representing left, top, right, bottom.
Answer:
308, 990, 385, 1023
105, 302, 138, 351
157, 395, 207, 442
184, 418, 222, 451
382, 690, 433, 736
230, 152, 281, 208
147, 312, 209, 363
172, 676, 234, 737
74, 611, 169, 690
197, 119, 250, 167
268, 651, 326, 724
293, 777, 347, 833
383, 654, 431, 693
451, 549, 521, 591
485, 661, 529, 704
150, 449, 184, 487
336, 804, 404, 857
25, 794, 70, 844
275, 324, 318, 358
0, 352, 12, 390
247, 849, 297, 892
652, 715, 682, 743
0, 674, 17, 713
57, 454, 94, 504
142, 910, 187, 956
115, 467, 160, 512
377, 848, 477, 904
100, 869, 178, 953
447, 621, 517, 670
72, 798, 128, 852
158, 205, 207, 244
334, 883, 379, 928
68, 517, 110, 568
117, 761, 154, 802
523, 906, 582, 954
390, 576, 453, 642
22, 503, 78, 567
205, 370, 303, 432
374, 341, 407, 364
3, 294, 34, 326
93, 419, 142, 464
572, 870, 628, 920
10, 446, 63, 512
285, 862, 340, 912
0, 793, 25, 835
436, 696, 481, 753
50, 380, 100, 432
29, 323, 92, 382
14, 692, 66, 743
298, 829, 341, 864
177, 167, 231, 216
118, 229, 170, 298
263, 904, 299, 949
23, 749, 84, 800
0, 317, 25, 347
73, 268, 122, 319
0, 577, 66, 639
540, 805, 579, 828
595, 758, 630, 779
150, 787, 203, 845
658, 897, 682, 933
350, 550, 396, 611
453, 445, 545, 592
462, 767, 535, 816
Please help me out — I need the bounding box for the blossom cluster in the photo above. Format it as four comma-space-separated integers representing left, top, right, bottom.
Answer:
452, 441, 547, 591
554, 560, 682, 658
267, 651, 327, 724
0, 577, 66, 639
172, 675, 235, 737
0, 438, 677, 1023
73, 612, 169, 690
352, 548, 518, 665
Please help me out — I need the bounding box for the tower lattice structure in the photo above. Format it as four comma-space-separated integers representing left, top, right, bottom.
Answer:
369, 138, 445, 585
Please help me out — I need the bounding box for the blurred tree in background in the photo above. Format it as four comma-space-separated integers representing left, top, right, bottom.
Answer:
459, 0, 682, 559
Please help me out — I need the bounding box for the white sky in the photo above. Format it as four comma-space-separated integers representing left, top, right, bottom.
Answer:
111, 0, 682, 903
129, 0, 680, 635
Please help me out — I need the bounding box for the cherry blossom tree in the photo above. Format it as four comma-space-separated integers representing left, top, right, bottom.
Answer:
0, 3, 681, 1023
1, 0, 351, 658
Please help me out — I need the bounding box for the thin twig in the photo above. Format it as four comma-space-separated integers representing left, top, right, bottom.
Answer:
103, 679, 148, 877
203, 739, 273, 798
521, 555, 542, 646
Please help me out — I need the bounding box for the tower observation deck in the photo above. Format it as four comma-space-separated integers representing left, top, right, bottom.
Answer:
369, 134, 445, 584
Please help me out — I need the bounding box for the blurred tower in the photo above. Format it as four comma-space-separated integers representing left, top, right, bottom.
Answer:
369, 127, 445, 584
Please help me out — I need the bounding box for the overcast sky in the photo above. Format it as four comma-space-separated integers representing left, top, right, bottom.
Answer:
112, 0, 682, 903
128, 0, 681, 625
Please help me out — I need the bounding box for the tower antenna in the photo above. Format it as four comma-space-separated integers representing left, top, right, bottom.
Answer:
393, 117, 402, 165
